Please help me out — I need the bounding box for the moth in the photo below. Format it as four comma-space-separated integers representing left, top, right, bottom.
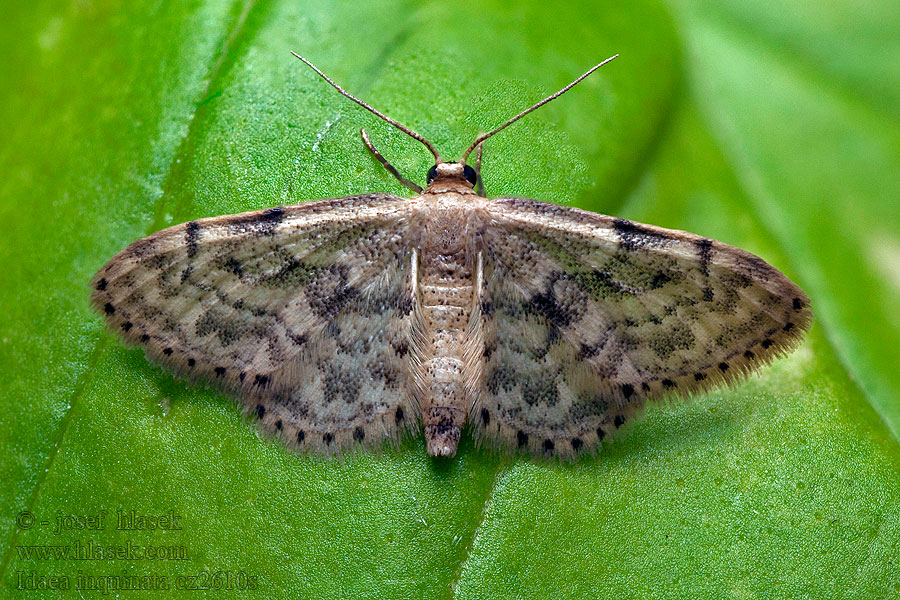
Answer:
91, 53, 812, 459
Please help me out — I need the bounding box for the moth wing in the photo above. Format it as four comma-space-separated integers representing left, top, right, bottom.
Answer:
474, 198, 812, 458
91, 194, 417, 453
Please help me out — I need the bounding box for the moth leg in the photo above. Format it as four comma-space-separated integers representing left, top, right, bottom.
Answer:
360, 128, 423, 193
474, 142, 486, 197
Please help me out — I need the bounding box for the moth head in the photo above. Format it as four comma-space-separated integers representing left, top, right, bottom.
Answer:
426, 163, 477, 187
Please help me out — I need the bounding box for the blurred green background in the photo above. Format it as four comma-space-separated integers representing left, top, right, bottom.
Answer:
2, 0, 899, 597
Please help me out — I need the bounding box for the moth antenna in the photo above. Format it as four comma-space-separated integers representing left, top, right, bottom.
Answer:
361, 128, 423, 193
460, 54, 618, 165
291, 52, 442, 163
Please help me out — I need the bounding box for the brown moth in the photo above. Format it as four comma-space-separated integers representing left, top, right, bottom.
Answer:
91, 53, 811, 459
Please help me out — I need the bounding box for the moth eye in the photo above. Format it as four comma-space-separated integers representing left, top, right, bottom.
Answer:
463, 165, 477, 187
426, 165, 438, 184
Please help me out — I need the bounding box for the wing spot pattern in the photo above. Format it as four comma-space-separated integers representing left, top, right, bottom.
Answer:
517, 430, 529, 448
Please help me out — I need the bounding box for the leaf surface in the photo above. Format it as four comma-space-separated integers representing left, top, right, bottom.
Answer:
1, 0, 898, 597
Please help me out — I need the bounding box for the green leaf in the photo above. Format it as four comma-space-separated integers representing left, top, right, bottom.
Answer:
1, 0, 899, 597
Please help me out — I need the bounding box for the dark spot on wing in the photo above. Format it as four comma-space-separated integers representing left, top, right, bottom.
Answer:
96, 278, 108, 291
104, 302, 115, 315
543, 439, 555, 452
288, 331, 309, 347
309, 268, 361, 320
122, 321, 132, 332
579, 341, 604, 359
395, 406, 405, 424
571, 437, 583, 452
696, 238, 713, 275
744, 350, 755, 360
223, 257, 243, 276
783, 322, 795, 332
262, 259, 321, 289
140, 334, 149, 343
261, 206, 286, 225
255, 404, 265, 419
641, 382, 651, 392
486, 366, 516, 395
596, 427, 606, 441
187, 358, 195, 368
662, 379, 676, 389
215, 366, 226, 377
793, 297, 804, 311
517, 430, 529, 448
718, 362, 729, 371
275, 419, 283, 431
481, 408, 490, 426
650, 271, 671, 289
163, 348, 173, 356
323, 432, 334, 445
254, 374, 269, 388
621, 384, 635, 399
573, 268, 629, 299
353, 427, 365, 441
613, 218, 672, 251
397, 292, 413, 316
522, 377, 559, 407
297, 430, 305, 443
185, 221, 200, 258
613, 415, 626, 428
228, 206, 286, 236
694, 372, 706, 381
761, 339, 773, 349
528, 287, 573, 329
